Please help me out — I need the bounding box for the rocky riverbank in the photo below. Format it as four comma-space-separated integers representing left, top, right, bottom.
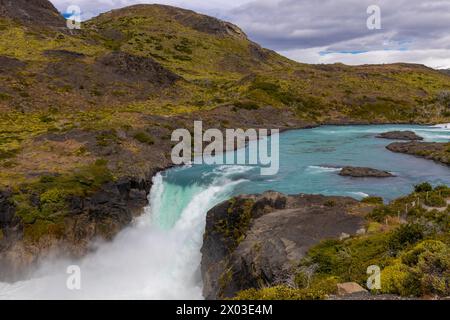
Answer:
339, 166, 394, 178
386, 141, 450, 166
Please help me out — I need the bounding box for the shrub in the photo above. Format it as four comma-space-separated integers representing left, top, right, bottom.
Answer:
39, 175, 56, 183
39, 188, 68, 217
397, 240, 450, 296
324, 200, 335, 207
304, 234, 391, 284
294, 271, 310, 289
40, 188, 66, 204
361, 196, 384, 205
234, 277, 338, 300
401, 240, 446, 266
234, 286, 308, 300
174, 41, 192, 54
133, 132, 154, 145
172, 54, 192, 61
388, 224, 424, 253
249, 80, 299, 105
39, 114, 54, 123
436, 90, 450, 107
96, 131, 118, 147
414, 241, 450, 296
233, 100, 260, 111
434, 185, 450, 197
0, 148, 19, 160
367, 205, 394, 222
0, 92, 12, 101
414, 182, 433, 193
381, 262, 420, 296
425, 194, 446, 207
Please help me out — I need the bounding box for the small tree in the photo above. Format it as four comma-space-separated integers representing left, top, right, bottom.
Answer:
414, 182, 432, 193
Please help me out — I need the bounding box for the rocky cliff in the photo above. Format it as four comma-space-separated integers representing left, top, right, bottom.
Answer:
0, 169, 159, 281
201, 192, 365, 299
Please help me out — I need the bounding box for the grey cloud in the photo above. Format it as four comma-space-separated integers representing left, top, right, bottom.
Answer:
228, 0, 450, 52
49, 0, 450, 68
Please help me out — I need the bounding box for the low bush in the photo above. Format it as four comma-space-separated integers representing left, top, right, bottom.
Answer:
133, 132, 154, 145
388, 224, 424, 253
434, 185, 450, 197
425, 194, 446, 207
361, 196, 384, 205
367, 205, 394, 222
414, 182, 433, 193
380, 240, 450, 296
380, 262, 420, 296
234, 276, 339, 300
233, 100, 260, 111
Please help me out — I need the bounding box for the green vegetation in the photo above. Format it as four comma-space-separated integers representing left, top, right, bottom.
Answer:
11, 160, 114, 242
361, 196, 384, 205
215, 198, 255, 250
424, 194, 446, 207
415, 182, 433, 192
235, 184, 450, 299
133, 131, 155, 145
96, 131, 119, 147
232, 100, 260, 111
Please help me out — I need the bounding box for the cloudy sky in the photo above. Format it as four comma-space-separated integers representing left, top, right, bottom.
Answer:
50, 0, 450, 69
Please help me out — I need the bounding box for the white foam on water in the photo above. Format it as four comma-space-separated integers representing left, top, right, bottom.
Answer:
306, 165, 342, 174
430, 123, 450, 130
347, 191, 369, 199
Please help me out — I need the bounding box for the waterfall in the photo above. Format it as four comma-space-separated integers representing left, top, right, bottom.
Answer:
0, 166, 251, 299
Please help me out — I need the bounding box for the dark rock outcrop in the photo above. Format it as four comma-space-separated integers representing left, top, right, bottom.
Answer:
376, 131, 423, 141
386, 142, 450, 166
0, 189, 21, 249
98, 52, 181, 84
0, 55, 27, 72
0, 0, 65, 28
201, 192, 364, 299
339, 166, 394, 178
0, 171, 157, 281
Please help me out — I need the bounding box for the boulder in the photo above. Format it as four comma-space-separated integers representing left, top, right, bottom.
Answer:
337, 282, 368, 296
376, 131, 423, 141
339, 166, 394, 178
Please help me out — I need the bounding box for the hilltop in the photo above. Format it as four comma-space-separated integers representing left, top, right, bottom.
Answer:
0, 0, 65, 27
0, 1, 449, 278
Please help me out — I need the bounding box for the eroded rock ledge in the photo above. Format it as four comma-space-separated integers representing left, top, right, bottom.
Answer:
376, 131, 423, 141
200, 191, 365, 299
339, 166, 394, 178
386, 141, 450, 166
